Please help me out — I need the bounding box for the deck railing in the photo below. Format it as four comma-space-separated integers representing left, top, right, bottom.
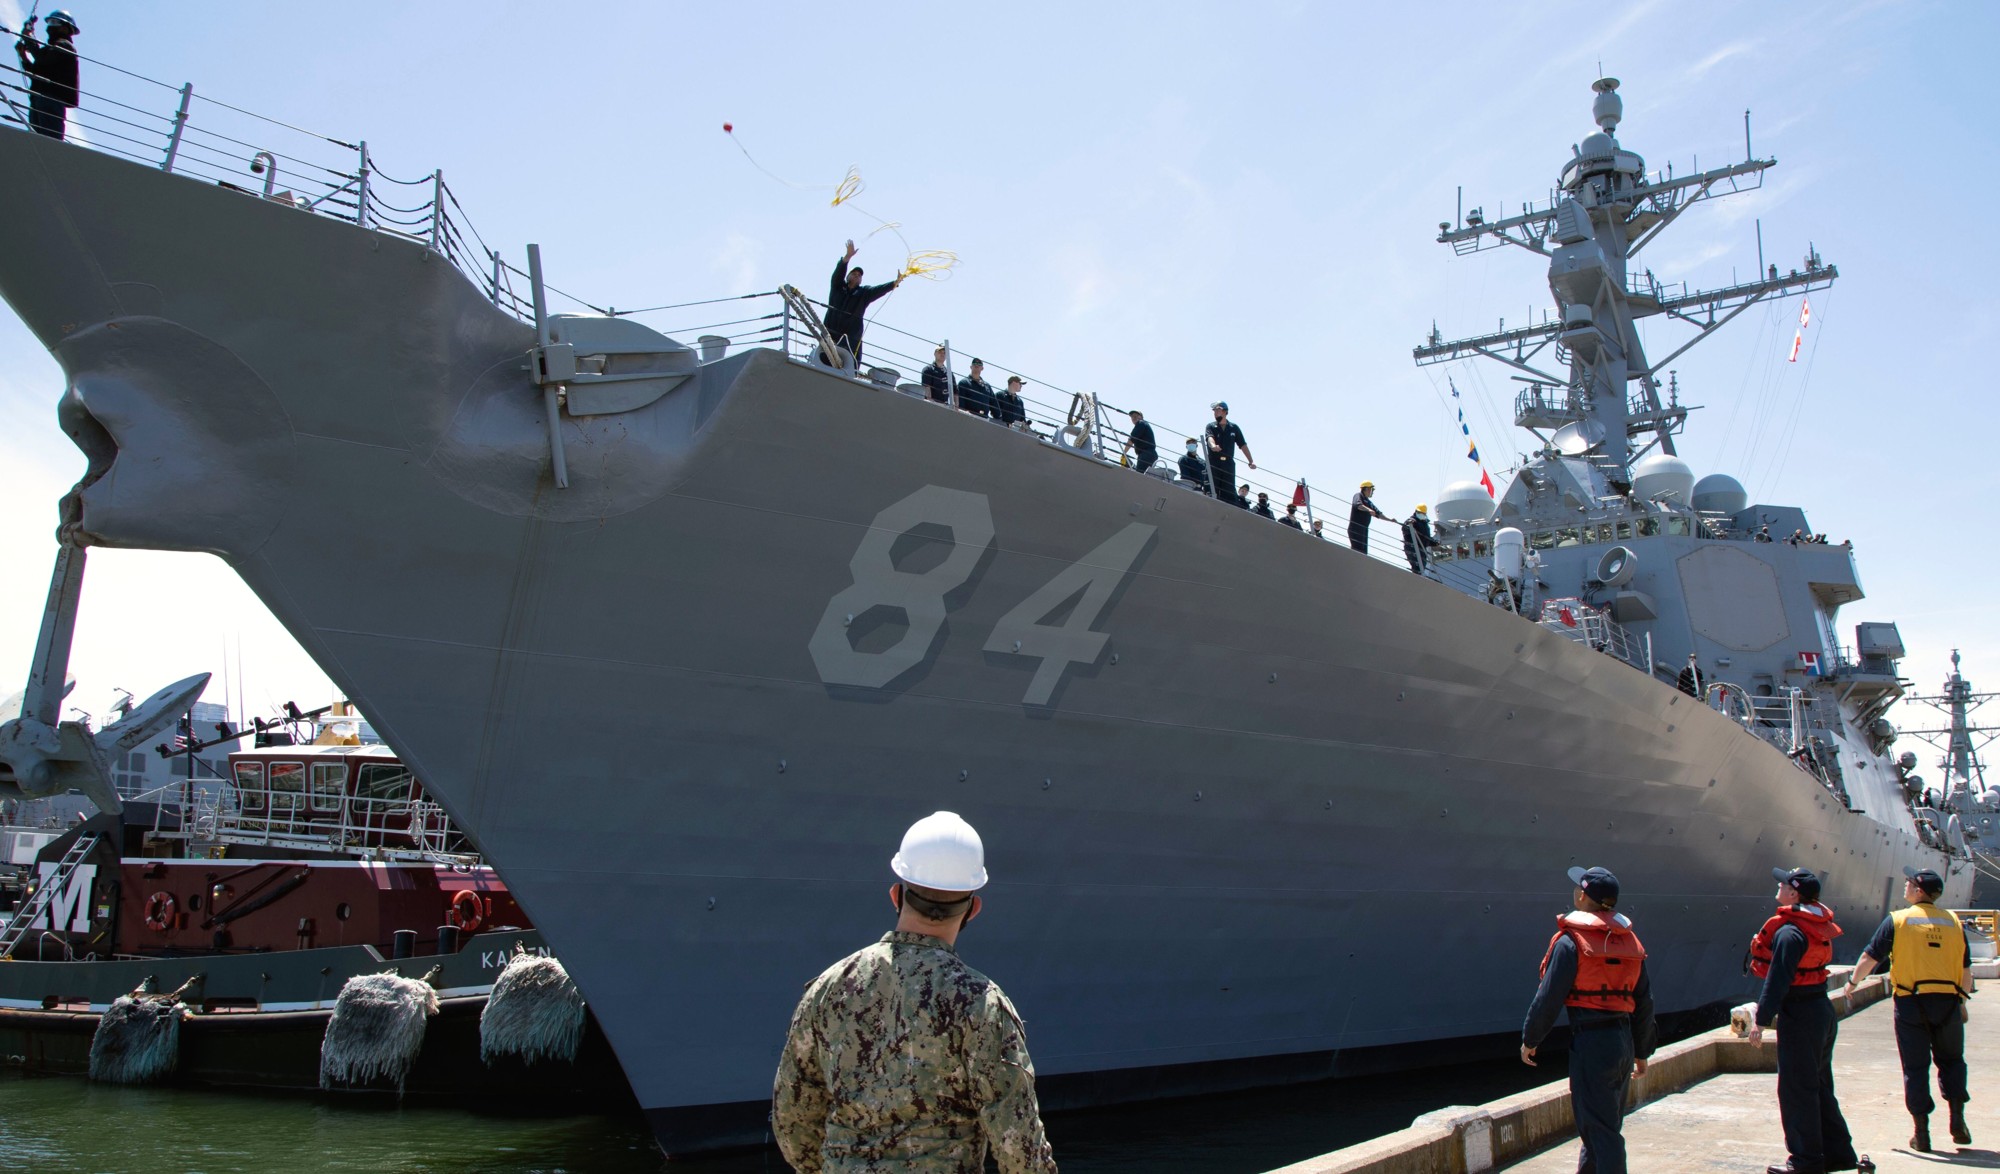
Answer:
1, 29, 512, 309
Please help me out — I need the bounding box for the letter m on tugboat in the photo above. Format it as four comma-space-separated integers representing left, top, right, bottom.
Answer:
31, 858, 97, 934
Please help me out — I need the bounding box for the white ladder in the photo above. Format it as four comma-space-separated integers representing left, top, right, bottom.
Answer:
0, 830, 100, 959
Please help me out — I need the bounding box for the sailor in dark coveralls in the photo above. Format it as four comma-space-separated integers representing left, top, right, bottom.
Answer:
1121, 410, 1158, 474
1347, 480, 1391, 552
1203, 402, 1253, 507
1401, 504, 1443, 574
15, 10, 80, 141
1521, 865, 1656, 1174
1842, 866, 1975, 1153
1747, 867, 1872, 1174
824, 239, 901, 367
1177, 439, 1210, 493
920, 346, 952, 404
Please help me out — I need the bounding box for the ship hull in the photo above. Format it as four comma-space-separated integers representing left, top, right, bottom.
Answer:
0, 128, 1965, 1153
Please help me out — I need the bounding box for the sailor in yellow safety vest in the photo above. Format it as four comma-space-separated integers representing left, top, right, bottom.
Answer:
1843, 866, 1976, 1154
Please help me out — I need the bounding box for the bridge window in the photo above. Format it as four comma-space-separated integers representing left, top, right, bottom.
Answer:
1637, 517, 1662, 537
1615, 521, 1633, 540
1665, 517, 1691, 536
269, 762, 305, 812
309, 762, 345, 813
234, 761, 264, 812
356, 763, 414, 805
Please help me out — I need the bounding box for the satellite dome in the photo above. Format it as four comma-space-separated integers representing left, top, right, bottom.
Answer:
1691, 473, 1747, 516
1580, 131, 1617, 159
1630, 454, 1695, 504
1433, 480, 1496, 524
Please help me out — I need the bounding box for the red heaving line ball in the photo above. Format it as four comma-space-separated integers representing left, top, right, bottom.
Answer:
723, 123, 733, 133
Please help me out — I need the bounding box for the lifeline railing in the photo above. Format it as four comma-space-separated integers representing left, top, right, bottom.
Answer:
0, 29, 516, 312
609, 286, 1504, 600
1535, 598, 1651, 672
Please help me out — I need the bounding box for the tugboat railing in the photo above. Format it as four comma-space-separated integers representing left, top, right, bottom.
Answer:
216, 787, 475, 865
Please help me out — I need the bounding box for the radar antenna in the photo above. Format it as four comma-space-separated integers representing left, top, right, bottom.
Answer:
1414, 80, 1836, 481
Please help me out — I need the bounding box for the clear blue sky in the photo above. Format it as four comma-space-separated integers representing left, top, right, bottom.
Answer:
1, 1, 1993, 741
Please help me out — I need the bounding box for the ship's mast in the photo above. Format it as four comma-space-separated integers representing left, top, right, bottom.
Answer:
1902, 650, 1994, 806
1414, 79, 1838, 485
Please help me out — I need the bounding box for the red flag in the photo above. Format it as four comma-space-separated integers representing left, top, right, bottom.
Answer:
1479, 468, 1496, 497
1558, 606, 1577, 628
1291, 481, 1309, 510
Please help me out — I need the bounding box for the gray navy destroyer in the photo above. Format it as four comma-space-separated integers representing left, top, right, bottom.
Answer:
0, 49, 1983, 1153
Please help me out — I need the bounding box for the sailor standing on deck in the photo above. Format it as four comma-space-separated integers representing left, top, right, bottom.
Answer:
1204, 402, 1253, 507
1842, 866, 1975, 1153
1747, 867, 1872, 1174
1401, 504, 1443, 574
1177, 438, 1211, 494
15, 10, 81, 142
1520, 865, 1657, 1174
1347, 481, 1391, 553
1120, 410, 1158, 474
824, 239, 901, 367
772, 812, 1058, 1174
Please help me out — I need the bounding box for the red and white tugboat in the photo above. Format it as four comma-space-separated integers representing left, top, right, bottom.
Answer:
0, 703, 629, 1103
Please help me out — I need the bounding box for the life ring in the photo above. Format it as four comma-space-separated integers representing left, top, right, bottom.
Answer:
448, 889, 484, 936
144, 891, 177, 933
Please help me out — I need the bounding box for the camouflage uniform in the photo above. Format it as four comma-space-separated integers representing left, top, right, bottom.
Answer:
773, 930, 1058, 1173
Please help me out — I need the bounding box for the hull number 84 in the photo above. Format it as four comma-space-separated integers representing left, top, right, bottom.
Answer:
808, 485, 1154, 705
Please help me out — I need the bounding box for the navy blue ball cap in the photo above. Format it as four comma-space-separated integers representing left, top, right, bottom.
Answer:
1903, 865, 1945, 893
1773, 866, 1821, 900
1568, 865, 1619, 904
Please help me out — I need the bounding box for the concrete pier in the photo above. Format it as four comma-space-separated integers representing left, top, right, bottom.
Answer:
1506, 988, 1993, 1172
1267, 965, 1995, 1174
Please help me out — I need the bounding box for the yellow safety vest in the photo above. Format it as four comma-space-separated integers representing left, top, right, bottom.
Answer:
1889, 902, 1969, 998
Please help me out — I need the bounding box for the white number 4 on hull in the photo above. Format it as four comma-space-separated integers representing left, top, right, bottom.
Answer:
809, 485, 1154, 705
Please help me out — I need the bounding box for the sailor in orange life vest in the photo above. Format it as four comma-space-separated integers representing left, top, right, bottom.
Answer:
1520, 866, 1657, 1174
1747, 867, 1873, 1174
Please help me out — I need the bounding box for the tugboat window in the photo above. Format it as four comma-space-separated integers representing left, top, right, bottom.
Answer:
269, 762, 305, 813
234, 761, 265, 812
309, 763, 345, 813
356, 763, 415, 805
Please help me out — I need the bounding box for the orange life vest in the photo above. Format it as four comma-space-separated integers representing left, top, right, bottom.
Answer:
1541, 910, 1647, 1012
1747, 903, 1841, 986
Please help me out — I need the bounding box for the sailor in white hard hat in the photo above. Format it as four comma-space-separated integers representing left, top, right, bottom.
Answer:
772, 811, 1056, 1173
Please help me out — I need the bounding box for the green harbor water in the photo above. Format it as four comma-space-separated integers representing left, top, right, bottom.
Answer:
0, 1057, 1551, 1174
